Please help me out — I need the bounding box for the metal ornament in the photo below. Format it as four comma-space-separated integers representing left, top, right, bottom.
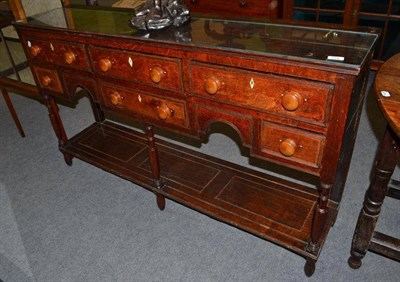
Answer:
131, 0, 190, 31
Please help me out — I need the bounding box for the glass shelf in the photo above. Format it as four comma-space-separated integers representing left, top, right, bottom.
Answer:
16, 7, 378, 67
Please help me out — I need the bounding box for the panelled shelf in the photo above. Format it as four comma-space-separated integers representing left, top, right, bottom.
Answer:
61, 121, 336, 259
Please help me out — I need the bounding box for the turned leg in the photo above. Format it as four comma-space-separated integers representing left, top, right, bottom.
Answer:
348, 126, 399, 269
1, 88, 25, 138
307, 181, 332, 254
43, 95, 73, 165
304, 258, 316, 277
304, 181, 332, 276
145, 124, 165, 210
156, 194, 166, 211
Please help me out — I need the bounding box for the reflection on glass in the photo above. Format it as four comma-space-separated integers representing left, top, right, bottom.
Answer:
69, 9, 135, 34
65, 0, 144, 9
358, 17, 385, 59
66, 0, 112, 6
0, 37, 34, 85
360, 0, 389, 14
294, 0, 318, 8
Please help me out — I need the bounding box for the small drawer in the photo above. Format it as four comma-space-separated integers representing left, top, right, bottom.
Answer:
33, 66, 63, 94
190, 62, 333, 125
100, 83, 188, 128
24, 39, 51, 61
24, 38, 89, 70
258, 121, 325, 168
90, 47, 182, 91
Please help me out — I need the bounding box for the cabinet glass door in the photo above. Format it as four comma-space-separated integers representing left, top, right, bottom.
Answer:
356, 0, 400, 61
288, 0, 347, 24
284, 0, 400, 65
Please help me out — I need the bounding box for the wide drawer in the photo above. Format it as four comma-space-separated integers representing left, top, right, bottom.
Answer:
24, 38, 90, 70
258, 121, 325, 168
90, 47, 182, 92
33, 66, 63, 94
190, 62, 333, 125
100, 83, 188, 128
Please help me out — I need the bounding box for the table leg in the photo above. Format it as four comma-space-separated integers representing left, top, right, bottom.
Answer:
145, 124, 165, 210
304, 258, 316, 277
1, 88, 25, 137
348, 126, 399, 269
43, 95, 73, 165
307, 181, 332, 254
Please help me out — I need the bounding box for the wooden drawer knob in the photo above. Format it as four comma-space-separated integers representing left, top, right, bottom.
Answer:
110, 91, 122, 105
30, 45, 41, 56
64, 51, 76, 64
279, 138, 297, 157
239, 0, 247, 7
40, 75, 52, 87
99, 58, 113, 72
282, 92, 302, 111
150, 66, 166, 84
156, 103, 173, 120
204, 76, 222, 95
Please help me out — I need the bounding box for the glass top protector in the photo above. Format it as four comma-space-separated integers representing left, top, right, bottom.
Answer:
19, 7, 379, 67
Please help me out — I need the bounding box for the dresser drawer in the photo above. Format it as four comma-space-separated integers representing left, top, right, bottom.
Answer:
190, 62, 333, 125
24, 38, 90, 70
100, 83, 188, 128
33, 66, 63, 94
90, 47, 182, 92
258, 122, 325, 168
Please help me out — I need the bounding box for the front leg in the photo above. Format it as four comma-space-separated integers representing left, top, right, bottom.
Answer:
43, 95, 73, 165
304, 258, 316, 277
303, 181, 331, 276
145, 124, 165, 210
307, 181, 332, 254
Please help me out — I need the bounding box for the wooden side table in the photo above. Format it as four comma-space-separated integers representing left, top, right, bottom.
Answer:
348, 53, 400, 268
